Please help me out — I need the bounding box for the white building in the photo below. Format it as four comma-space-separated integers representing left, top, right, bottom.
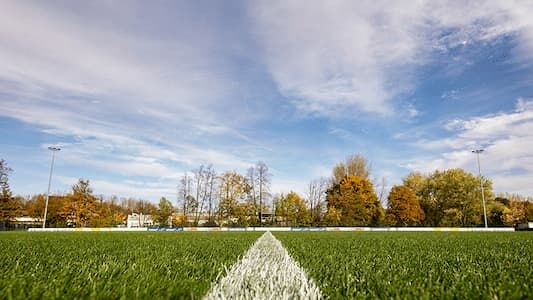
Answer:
14, 216, 41, 225
127, 213, 154, 228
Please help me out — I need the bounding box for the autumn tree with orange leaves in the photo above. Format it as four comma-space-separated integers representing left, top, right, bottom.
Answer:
61, 179, 97, 227
386, 185, 425, 226
326, 175, 383, 226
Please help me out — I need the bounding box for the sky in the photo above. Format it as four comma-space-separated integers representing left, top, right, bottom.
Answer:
1, 0, 533, 202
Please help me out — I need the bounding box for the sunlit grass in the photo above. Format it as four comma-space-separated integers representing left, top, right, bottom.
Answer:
0, 232, 260, 299
275, 232, 533, 299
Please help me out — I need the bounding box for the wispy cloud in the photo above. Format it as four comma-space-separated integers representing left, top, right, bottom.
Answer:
249, 0, 533, 117
406, 98, 533, 195
0, 1, 261, 198
328, 128, 357, 141
1, 1, 532, 200
56, 175, 176, 200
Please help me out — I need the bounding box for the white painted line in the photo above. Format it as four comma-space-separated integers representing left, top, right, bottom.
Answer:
28, 227, 149, 232
204, 231, 322, 300
29, 227, 516, 232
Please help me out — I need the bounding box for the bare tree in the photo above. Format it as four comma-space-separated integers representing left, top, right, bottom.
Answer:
193, 164, 217, 225
206, 167, 217, 223
332, 154, 371, 183
178, 172, 192, 223
192, 165, 205, 224
376, 176, 388, 206
307, 177, 328, 225
255, 162, 271, 225
178, 165, 218, 225
134, 199, 153, 227
246, 167, 258, 221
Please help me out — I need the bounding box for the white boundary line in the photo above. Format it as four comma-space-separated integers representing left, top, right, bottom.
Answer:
204, 231, 322, 300
28, 227, 148, 232
29, 226, 515, 232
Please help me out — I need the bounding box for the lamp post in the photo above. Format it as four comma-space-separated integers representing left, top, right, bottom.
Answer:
472, 149, 488, 228
43, 146, 60, 228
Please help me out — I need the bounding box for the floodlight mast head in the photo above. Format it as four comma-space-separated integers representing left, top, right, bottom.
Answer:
472, 149, 484, 154
48, 146, 61, 152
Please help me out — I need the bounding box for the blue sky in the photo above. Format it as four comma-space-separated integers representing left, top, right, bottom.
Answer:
1, 0, 533, 201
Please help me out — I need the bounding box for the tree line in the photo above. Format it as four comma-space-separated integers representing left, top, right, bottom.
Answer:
1, 156, 532, 228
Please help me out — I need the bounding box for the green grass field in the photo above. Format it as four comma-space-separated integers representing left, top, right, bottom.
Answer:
0, 232, 260, 299
1, 231, 532, 299
275, 232, 533, 299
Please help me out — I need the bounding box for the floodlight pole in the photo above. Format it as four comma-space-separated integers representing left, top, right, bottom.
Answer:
43, 146, 60, 228
472, 149, 488, 229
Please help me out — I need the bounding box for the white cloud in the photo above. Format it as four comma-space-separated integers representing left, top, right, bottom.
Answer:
250, 1, 420, 115
407, 99, 533, 195
0, 1, 233, 113
441, 90, 460, 101
406, 104, 420, 119
249, 0, 533, 116
0, 1, 268, 132
56, 176, 176, 200
0, 1, 261, 190
517, 97, 533, 111
328, 128, 356, 141
271, 179, 309, 199
1, 1, 533, 200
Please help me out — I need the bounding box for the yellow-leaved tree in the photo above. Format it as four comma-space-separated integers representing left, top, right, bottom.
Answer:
403, 169, 493, 227
218, 171, 247, 225
326, 175, 383, 226
386, 185, 424, 226
61, 179, 97, 227
274, 191, 310, 226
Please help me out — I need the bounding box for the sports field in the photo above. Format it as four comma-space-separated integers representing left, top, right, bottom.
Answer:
275, 232, 533, 299
1, 231, 531, 299
0, 232, 261, 299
